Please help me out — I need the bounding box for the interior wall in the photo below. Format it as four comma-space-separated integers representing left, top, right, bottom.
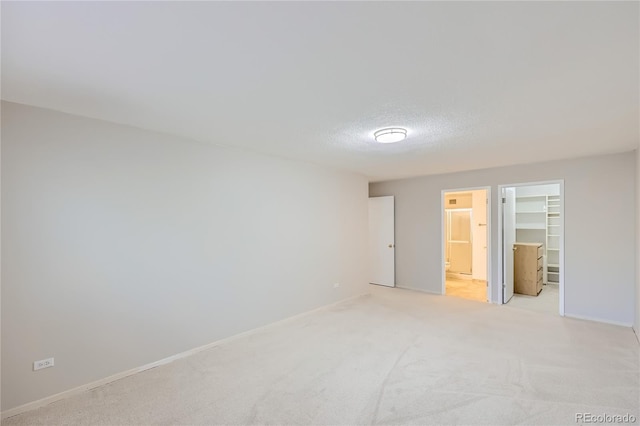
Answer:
370, 152, 636, 326
515, 184, 560, 197
444, 192, 472, 209
1, 102, 369, 411
471, 190, 487, 281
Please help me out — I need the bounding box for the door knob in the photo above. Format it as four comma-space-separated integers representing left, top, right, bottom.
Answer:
388, 244, 394, 248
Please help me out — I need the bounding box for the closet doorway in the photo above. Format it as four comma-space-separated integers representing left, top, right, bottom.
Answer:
498, 181, 564, 315
441, 188, 491, 303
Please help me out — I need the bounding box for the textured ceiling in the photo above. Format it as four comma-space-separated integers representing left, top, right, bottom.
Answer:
2, 1, 638, 181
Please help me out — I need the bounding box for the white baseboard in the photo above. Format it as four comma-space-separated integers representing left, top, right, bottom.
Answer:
564, 313, 633, 328
1, 292, 369, 420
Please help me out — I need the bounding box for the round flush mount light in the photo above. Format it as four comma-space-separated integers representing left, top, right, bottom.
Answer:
374, 127, 407, 144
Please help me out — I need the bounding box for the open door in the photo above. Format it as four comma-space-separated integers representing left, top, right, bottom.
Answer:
369, 196, 395, 287
502, 187, 516, 303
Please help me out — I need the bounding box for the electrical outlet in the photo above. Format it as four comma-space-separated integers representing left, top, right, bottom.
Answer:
33, 357, 54, 371
333, 282, 340, 288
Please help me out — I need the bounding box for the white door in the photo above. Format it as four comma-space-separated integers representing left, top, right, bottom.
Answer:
369, 196, 395, 287
502, 188, 516, 303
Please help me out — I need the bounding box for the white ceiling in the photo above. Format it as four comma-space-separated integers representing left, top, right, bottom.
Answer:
2, 1, 638, 181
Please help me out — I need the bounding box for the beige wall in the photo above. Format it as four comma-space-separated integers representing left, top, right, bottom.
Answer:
471, 190, 488, 281
1, 102, 369, 411
370, 152, 636, 326
444, 193, 472, 209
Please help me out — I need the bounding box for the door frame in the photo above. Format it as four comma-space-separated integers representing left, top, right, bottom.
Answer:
441, 186, 492, 302
497, 180, 565, 315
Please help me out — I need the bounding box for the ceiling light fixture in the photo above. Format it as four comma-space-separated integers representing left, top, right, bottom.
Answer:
374, 127, 407, 144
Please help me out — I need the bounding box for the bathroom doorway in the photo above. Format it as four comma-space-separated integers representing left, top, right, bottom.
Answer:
441, 188, 490, 303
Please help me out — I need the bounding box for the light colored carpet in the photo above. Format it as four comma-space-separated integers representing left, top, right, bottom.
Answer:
507, 283, 560, 315
5, 285, 639, 425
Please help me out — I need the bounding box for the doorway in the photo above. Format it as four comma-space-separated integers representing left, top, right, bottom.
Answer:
498, 182, 564, 315
441, 188, 490, 302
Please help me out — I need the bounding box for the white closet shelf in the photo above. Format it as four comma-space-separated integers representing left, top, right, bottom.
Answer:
515, 191, 561, 287
516, 224, 546, 230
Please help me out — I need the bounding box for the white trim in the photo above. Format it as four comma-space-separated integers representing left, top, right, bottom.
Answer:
497, 186, 504, 304
441, 186, 492, 302
558, 181, 565, 316
497, 180, 565, 315
485, 186, 493, 299
441, 190, 445, 296
1, 293, 369, 420
564, 313, 633, 328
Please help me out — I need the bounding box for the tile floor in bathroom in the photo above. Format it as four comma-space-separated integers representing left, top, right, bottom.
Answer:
445, 277, 487, 302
